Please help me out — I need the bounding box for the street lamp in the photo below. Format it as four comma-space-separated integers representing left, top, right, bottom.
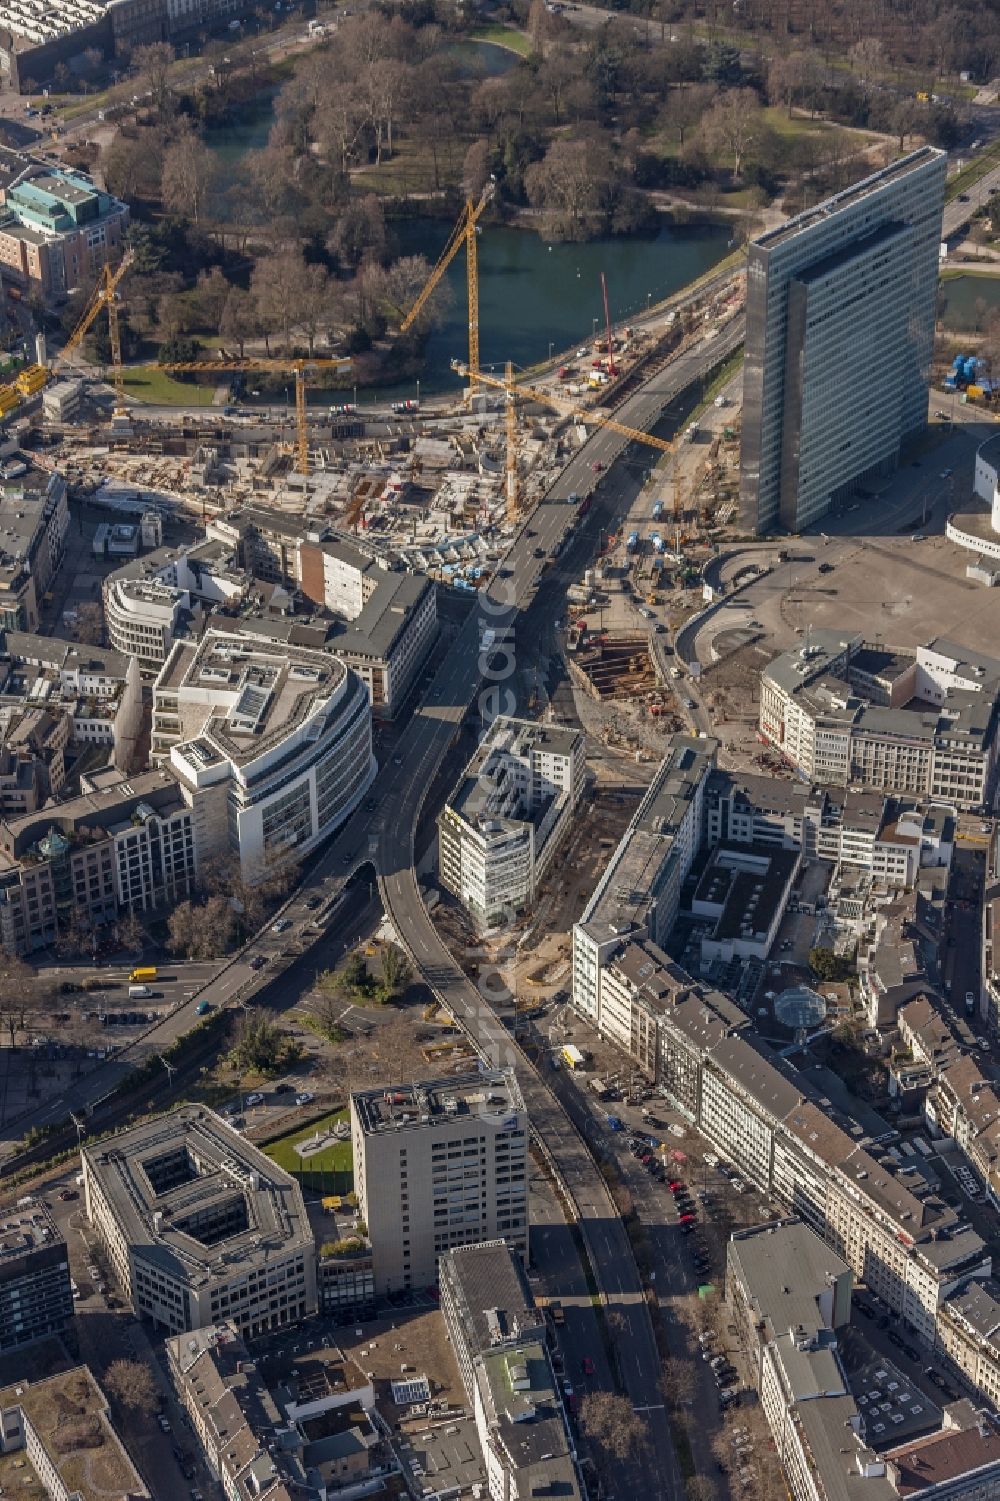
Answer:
647, 292, 652, 313
416, 379, 420, 407
548, 341, 554, 361
592, 316, 598, 338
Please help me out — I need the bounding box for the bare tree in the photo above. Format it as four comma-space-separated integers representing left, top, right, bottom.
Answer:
849, 36, 884, 92
328, 195, 387, 272
699, 88, 762, 181
132, 42, 175, 117
528, 0, 550, 58
524, 136, 614, 239
252, 252, 296, 353
462, 140, 493, 201
115, 909, 146, 955
161, 122, 216, 225
195, 266, 230, 334
74, 600, 103, 645
579, 1391, 649, 1470
103, 1359, 159, 1422
891, 98, 922, 153
380, 944, 412, 1000
288, 256, 335, 356
219, 287, 259, 359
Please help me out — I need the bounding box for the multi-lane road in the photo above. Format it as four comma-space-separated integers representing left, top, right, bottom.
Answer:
4, 310, 748, 1499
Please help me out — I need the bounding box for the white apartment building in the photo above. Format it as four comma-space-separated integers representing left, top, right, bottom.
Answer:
473, 1340, 581, 1501
576, 926, 992, 1360
351, 1071, 528, 1294
439, 718, 585, 928
104, 573, 195, 665
82, 1105, 317, 1337
760, 634, 1000, 810
572, 734, 716, 1023
154, 631, 375, 879
216, 516, 439, 718
103, 540, 247, 667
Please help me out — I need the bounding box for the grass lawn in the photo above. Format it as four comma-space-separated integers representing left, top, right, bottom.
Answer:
469, 24, 532, 57
352, 135, 464, 197
121, 368, 218, 405
263, 1108, 353, 1193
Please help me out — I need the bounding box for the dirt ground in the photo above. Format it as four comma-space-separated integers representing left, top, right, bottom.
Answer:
432, 780, 647, 1006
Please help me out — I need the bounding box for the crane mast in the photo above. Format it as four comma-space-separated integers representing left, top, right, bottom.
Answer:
400, 181, 495, 397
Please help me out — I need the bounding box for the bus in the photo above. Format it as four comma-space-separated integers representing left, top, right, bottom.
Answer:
129, 967, 157, 983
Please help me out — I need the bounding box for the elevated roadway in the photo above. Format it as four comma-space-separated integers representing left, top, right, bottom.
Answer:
4, 313, 748, 1498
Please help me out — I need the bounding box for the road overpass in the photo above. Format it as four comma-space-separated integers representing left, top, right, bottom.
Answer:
3, 312, 748, 1498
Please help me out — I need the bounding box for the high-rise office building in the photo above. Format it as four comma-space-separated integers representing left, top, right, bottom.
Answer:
0, 1203, 73, 1354
351, 1071, 528, 1294
740, 147, 946, 536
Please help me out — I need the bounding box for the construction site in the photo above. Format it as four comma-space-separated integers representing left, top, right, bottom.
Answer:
0, 179, 747, 603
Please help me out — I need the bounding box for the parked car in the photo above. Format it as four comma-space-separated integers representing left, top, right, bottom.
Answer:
295, 1091, 314, 1106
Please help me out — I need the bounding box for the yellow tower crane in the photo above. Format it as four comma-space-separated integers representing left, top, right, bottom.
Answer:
451, 360, 677, 519
60, 250, 135, 374
400, 181, 495, 398
154, 357, 352, 474
0, 250, 135, 423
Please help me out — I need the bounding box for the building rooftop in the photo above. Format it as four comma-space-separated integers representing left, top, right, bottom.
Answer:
448, 715, 582, 832
944, 1279, 1000, 1343
0, 767, 185, 862
352, 1070, 524, 1137
728, 1221, 852, 1342
81, 1105, 313, 1285
439, 1241, 544, 1362
793, 1395, 894, 1501
165, 630, 349, 773
474, 1340, 581, 1498
581, 734, 716, 936
886, 1418, 1000, 1497
695, 841, 798, 943
708, 1034, 805, 1121
0, 1201, 63, 1261
331, 567, 432, 662
762, 632, 863, 700
0, 1366, 150, 1500
755, 147, 944, 253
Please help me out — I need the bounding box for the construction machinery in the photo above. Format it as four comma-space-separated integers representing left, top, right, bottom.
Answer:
401, 180, 495, 398
0, 249, 135, 423
154, 356, 352, 474
451, 359, 676, 520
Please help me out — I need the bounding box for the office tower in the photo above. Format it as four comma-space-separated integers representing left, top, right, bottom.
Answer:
351, 1071, 528, 1293
740, 147, 946, 536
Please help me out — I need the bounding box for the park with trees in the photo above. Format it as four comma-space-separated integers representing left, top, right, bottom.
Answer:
43, 0, 990, 394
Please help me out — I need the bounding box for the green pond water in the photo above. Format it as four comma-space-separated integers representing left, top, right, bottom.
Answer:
939, 272, 1000, 333
202, 39, 732, 393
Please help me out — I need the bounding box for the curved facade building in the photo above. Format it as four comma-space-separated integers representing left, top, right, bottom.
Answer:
947, 434, 1000, 564
154, 632, 375, 877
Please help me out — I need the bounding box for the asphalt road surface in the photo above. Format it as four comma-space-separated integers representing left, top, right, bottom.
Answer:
7, 322, 746, 1499
942, 164, 1000, 239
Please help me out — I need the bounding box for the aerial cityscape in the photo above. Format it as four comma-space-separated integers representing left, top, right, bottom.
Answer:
0, 2, 994, 1500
